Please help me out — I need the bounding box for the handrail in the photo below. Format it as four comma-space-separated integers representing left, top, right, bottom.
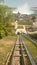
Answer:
23, 34, 37, 46
21, 35, 36, 65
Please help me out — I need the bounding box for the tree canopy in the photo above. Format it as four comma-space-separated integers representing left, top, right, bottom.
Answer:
0, 5, 14, 39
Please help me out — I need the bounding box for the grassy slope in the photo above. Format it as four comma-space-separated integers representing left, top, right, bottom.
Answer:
18, 21, 33, 25
22, 35, 37, 64
0, 36, 16, 65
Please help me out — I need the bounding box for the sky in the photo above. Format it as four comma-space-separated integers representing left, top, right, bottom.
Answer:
4, 0, 37, 15
5, 0, 37, 7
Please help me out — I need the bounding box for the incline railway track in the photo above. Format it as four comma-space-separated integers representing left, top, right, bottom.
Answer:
6, 34, 36, 65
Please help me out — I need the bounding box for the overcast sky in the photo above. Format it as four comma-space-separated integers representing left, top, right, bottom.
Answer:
5, 0, 37, 7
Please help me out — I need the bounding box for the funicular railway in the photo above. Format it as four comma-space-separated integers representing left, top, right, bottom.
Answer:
6, 33, 36, 65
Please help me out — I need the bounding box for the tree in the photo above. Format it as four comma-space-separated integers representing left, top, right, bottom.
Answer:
32, 16, 36, 22
0, 5, 13, 38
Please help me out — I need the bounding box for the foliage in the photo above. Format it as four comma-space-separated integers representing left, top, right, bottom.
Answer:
0, 5, 14, 39
18, 21, 33, 25
29, 34, 37, 40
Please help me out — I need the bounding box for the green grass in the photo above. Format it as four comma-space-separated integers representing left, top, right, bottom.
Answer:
22, 35, 37, 64
18, 21, 33, 25
17, 26, 23, 29
0, 35, 17, 65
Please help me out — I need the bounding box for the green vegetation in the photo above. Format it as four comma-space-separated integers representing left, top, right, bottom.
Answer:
0, 5, 15, 39
18, 21, 33, 25
0, 3, 16, 65
29, 34, 37, 40
17, 26, 23, 29
22, 35, 37, 64
0, 36, 16, 65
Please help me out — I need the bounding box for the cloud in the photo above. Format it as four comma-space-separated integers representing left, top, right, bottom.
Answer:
13, 3, 34, 15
